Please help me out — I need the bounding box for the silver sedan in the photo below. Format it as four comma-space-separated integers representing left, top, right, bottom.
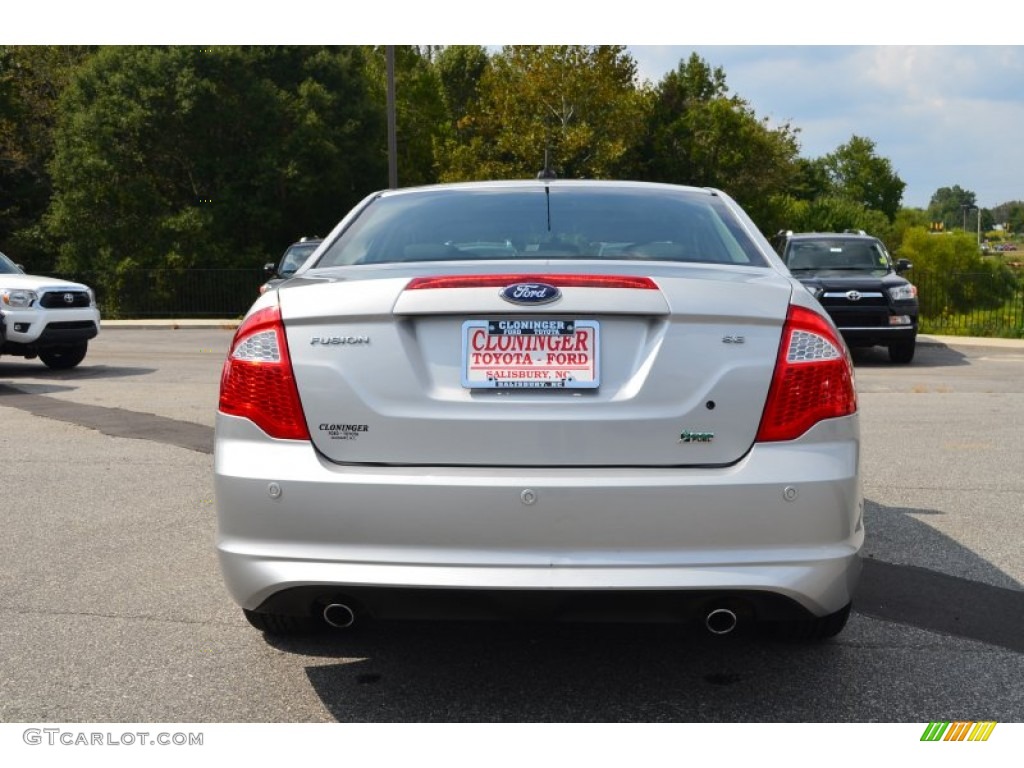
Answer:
214, 180, 862, 640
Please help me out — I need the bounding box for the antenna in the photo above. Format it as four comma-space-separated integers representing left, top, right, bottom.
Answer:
537, 149, 557, 180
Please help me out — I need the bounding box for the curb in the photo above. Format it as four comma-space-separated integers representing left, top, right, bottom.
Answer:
103, 319, 240, 330
918, 334, 1024, 350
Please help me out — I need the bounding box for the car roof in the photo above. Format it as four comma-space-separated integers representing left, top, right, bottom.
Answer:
784, 232, 880, 241
373, 179, 721, 199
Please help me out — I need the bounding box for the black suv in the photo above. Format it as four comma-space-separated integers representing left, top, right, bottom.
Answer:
259, 237, 322, 295
773, 231, 919, 363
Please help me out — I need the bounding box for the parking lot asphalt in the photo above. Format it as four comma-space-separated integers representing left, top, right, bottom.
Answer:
0, 328, 1022, 723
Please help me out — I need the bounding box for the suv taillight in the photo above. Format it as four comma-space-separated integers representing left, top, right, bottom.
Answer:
218, 304, 310, 440
756, 304, 857, 442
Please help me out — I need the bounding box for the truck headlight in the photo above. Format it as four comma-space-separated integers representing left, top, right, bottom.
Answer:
1, 289, 38, 308
888, 284, 917, 301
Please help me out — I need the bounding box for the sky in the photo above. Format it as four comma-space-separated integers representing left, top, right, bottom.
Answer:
627, 45, 1024, 210
8, 2, 1023, 210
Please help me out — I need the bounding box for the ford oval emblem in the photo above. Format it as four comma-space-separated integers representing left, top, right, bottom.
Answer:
500, 282, 561, 305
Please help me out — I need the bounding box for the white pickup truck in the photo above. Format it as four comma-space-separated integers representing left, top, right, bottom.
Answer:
1, 250, 101, 369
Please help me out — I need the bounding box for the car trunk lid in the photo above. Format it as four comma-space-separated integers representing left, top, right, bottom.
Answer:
281, 265, 793, 467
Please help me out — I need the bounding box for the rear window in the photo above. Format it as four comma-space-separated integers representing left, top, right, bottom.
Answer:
315, 186, 769, 268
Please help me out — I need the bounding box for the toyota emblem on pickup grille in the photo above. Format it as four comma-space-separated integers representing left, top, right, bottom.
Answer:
64, 293, 75, 304
845, 290, 862, 302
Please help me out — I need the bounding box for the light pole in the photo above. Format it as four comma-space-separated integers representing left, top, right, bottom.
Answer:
961, 204, 981, 247
386, 46, 397, 189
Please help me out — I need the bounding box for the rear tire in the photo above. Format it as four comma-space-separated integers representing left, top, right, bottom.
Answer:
888, 338, 915, 364
763, 602, 852, 642
242, 609, 322, 635
39, 341, 88, 370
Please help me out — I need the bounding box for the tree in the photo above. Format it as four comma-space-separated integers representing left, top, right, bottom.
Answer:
45, 46, 386, 313
927, 185, 978, 232
820, 135, 905, 220
988, 200, 1023, 234
433, 45, 489, 137
789, 157, 831, 202
642, 53, 801, 230
436, 45, 648, 181
0, 46, 94, 271
773, 194, 890, 242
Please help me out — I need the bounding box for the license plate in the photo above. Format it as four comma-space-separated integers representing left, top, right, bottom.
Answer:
461, 319, 600, 389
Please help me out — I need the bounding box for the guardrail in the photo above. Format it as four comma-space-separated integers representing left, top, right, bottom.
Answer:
55, 267, 1024, 338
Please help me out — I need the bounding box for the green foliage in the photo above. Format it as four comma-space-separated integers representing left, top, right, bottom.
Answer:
771, 195, 890, 239
17, 42, 1022, 331
0, 45, 94, 271
433, 45, 489, 134
436, 45, 648, 181
989, 200, 1024, 233
819, 135, 905, 221
884, 207, 931, 251
45, 46, 386, 284
928, 185, 977, 232
643, 54, 800, 227
901, 227, 1018, 316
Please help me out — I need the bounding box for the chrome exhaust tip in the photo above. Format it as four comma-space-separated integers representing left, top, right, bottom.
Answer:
705, 607, 739, 635
323, 603, 356, 629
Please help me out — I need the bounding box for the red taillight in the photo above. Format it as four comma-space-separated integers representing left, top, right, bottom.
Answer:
756, 304, 857, 442
218, 304, 310, 440
405, 274, 658, 290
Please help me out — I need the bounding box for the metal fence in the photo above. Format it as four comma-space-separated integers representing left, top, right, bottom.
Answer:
56, 267, 1024, 338
57, 268, 266, 319
909, 270, 1024, 338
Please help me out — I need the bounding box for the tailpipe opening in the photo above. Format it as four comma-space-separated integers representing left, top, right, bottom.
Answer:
705, 607, 739, 636
323, 603, 357, 629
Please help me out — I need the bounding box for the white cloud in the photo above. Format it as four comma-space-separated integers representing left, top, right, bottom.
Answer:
631, 46, 1024, 208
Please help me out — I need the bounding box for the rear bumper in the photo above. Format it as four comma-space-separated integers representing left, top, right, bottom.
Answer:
215, 413, 863, 619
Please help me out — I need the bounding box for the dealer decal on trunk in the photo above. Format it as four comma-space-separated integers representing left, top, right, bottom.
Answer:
319, 423, 369, 441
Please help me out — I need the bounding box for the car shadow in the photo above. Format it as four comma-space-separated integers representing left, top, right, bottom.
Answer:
0, 382, 212, 454
0, 363, 155, 382
251, 497, 1022, 722
289, 620, 850, 722
850, 342, 970, 368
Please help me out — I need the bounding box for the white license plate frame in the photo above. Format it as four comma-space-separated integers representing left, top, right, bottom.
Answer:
461, 319, 600, 390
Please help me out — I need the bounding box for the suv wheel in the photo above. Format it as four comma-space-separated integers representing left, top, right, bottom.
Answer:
39, 341, 88, 370
888, 338, 916, 364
